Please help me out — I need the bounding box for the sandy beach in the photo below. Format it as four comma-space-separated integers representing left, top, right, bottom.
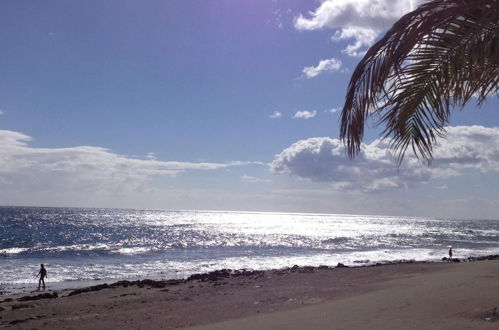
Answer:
1, 259, 498, 329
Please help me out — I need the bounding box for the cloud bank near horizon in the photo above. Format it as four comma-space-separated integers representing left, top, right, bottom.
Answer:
271, 126, 499, 192
0, 130, 254, 194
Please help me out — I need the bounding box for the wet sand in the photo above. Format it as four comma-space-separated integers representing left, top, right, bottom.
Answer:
1, 260, 498, 329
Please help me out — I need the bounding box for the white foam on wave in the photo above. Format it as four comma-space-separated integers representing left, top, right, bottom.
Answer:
114, 247, 154, 255
0, 247, 29, 255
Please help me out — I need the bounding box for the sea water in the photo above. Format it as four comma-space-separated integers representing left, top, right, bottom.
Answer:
1, 206, 499, 293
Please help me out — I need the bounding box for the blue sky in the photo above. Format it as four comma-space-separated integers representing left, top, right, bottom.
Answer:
1, 0, 498, 219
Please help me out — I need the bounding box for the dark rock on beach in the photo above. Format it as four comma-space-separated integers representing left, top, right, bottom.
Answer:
232, 269, 264, 278
187, 269, 265, 282
11, 304, 33, 310
187, 269, 232, 282
17, 292, 58, 301
68, 279, 186, 296
298, 266, 315, 273
68, 284, 108, 296
467, 255, 499, 261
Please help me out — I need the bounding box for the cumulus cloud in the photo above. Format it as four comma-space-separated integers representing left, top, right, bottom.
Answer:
269, 111, 282, 119
429, 126, 499, 173
0, 130, 252, 194
331, 26, 378, 57
295, 0, 419, 56
327, 107, 339, 114
293, 110, 317, 119
271, 126, 499, 192
302, 58, 342, 78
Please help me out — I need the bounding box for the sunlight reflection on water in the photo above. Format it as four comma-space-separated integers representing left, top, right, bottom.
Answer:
1, 207, 499, 292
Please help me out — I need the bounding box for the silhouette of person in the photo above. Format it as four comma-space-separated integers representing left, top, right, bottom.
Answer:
37, 264, 47, 291
448, 247, 453, 261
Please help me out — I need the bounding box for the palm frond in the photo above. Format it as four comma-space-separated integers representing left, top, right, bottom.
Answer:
340, 0, 499, 164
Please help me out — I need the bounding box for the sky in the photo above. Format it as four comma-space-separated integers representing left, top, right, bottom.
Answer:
1, 0, 498, 219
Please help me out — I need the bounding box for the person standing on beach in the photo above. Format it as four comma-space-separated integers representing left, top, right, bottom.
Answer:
448, 247, 453, 261
36, 264, 47, 291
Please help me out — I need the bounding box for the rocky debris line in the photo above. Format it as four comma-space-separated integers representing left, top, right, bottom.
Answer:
441, 255, 499, 262
467, 255, 499, 261
55, 254, 499, 298
372, 259, 420, 266
17, 292, 58, 301
68, 269, 267, 296
187, 269, 265, 282
7, 315, 45, 325
67, 278, 185, 296
115, 279, 185, 288
67, 266, 325, 297
270, 265, 331, 276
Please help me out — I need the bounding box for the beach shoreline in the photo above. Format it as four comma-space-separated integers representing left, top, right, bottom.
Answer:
3, 253, 498, 295
4, 207, 499, 296
1, 257, 498, 329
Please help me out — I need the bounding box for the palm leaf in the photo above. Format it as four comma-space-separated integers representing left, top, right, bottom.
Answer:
340, 0, 499, 164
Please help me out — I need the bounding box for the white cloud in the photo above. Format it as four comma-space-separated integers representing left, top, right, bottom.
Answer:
271, 126, 499, 192
327, 107, 339, 114
0, 110, 4, 115
269, 111, 282, 119
241, 175, 270, 183
302, 58, 342, 78
0, 130, 253, 194
331, 26, 378, 57
295, 0, 419, 57
430, 126, 499, 173
293, 110, 317, 119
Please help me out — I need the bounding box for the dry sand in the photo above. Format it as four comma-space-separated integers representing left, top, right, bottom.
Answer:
0, 260, 498, 329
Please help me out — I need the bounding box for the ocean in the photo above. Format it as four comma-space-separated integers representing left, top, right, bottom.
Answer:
1, 206, 499, 293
